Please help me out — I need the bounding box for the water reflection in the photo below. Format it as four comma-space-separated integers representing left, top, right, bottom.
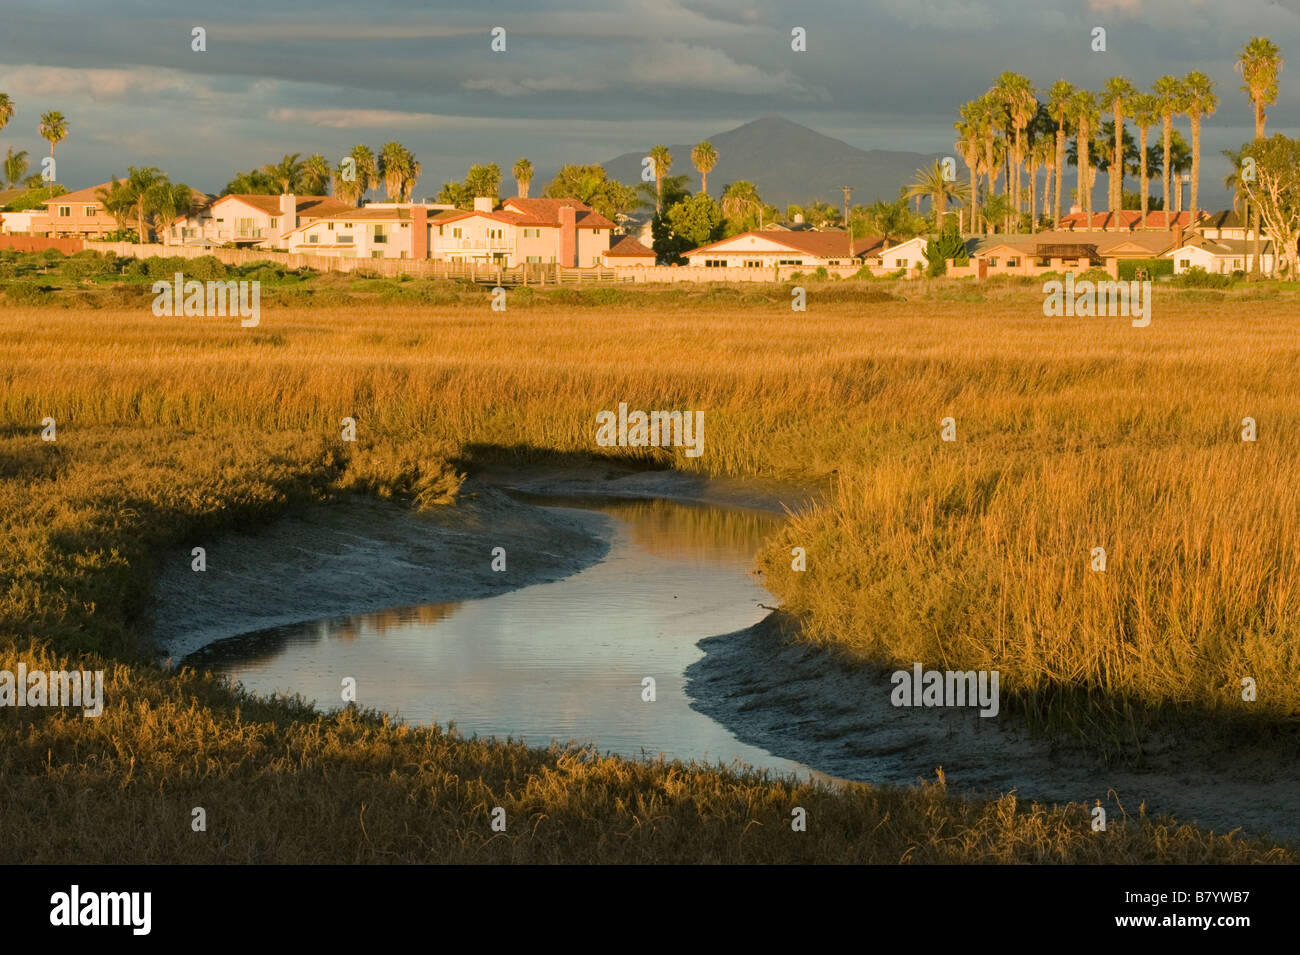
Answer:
193, 496, 815, 778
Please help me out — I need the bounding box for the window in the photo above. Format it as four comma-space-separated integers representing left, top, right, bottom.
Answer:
84, 206, 97, 217
1233, 258, 1242, 269
523, 228, 540, 238
1006, 257, 1019, 267
270, 218, 278, 229
453, 227, 463, 238
399, 252, 407, 259
894, 259, 908, 268
338, 235, 353, 244
308, 235, 319, 243
58, 206, 70, 217
593, 229, 601, 235
438, 226, 444, 236
743, 260, 762, 268
374, 225, 387, 243
778, 259, 803, 266
371, 251, 383, 259
526, 255, 542, 264
1179, 259, 1190, 268
828, 260, 840, 265
704, 259, 726, 267
327, 222, 335, 231
988, 258, 998, 267
344, 223, 353, 229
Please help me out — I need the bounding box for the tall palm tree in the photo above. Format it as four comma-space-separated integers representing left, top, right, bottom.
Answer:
1152, 76, 1185, 228
720, 180, 763, 229
349, 144, 377, 204
149, 182, 196, 246
263, 153, 303, 194
1048, 80, 1075, 228
379, 142, 410, 202
648, 145, 673, 215
302, 154, 332, 195
994, 72, 1035, 223
1129, 93, 1159, 228
512, 157, 534, 198
1032, 135, 1055, 224
1182, 71, 1217, 225
974, 93, 1006, 234
1067, 90, 1099, 227
1102, 77, 1137, 230
3, 146, 28, 189
124, 166, 164, 242
691, 141, 718, 197
94, 178, 132, 232
1236, 37, 1282, 278
0, 93, 13, 170
955, 102, 984, 233
38, 111, 68, 199
905, 160, 970, 228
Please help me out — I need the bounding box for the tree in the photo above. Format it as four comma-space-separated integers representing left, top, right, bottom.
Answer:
665, 193, 723, 248
302, 154, 332, 196
542, 164, 640, 220
906, 160, 970, 229
4, 146, 28, 189
690, 141, 718, 196
436, 181, 473, 209
994, 72, 1035, 222
974, 94, 1006, 234
0, 93, 12, 139
338, 144, 378, 205
1182, 71, 1217, 225
1128, 93, 1159, 228
1237, 37, 1282, 278
638, 174, 689, 213
1240, 135, 1300, 278
1152, 75, 1186, 228
647, 145, 672, 215
955, 100, 986, 232
1067, 90, 1099, 225
859, 196, 917, 245
379, 142, 419, 202
1102, 77, 1138, 230
925, 222, 970, 276
124, 166, 164, 242
222, 168, 278, 195
38, 110, 67, 199
1046, 80, 1076, 228
465, 163, 502, 200
720, 180, 764, 233
94, 178, 133, 231
263, 153, 304, 194
512, 157, 533, 198
149, 182, 197, 246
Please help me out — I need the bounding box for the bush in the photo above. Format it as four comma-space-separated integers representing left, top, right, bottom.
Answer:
187, 256, 228, 281
1118, 258, 1174, 282
1173, 265, 1234, 289
3, 281, 53, 304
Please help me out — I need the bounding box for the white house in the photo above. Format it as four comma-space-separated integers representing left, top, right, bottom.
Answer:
683, 230, 882, 268
1168, 238, 1274, 275
171, 193, 354, 249
875, 236, 929, 272
428, 197, 614, 267
284, 206, 430, 259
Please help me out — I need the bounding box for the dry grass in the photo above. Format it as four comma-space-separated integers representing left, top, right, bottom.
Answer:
3, 287, 1299, 861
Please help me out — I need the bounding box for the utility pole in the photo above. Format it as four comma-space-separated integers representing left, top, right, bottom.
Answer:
841, 185, 854, 257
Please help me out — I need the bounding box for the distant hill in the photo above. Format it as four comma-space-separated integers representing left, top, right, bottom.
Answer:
598, 116, 943, 210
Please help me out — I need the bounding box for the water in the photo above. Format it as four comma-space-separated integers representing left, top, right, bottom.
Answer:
191, 496, 818, 779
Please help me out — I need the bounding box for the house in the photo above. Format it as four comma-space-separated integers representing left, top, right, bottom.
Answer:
172, 193, 354, 249
40, 179, 123, 238
1195, 210, 1259, 242
1058, 209, 1204, 232
876, 236, 930, 272
1168, 237, 1274, 275
429, 197, 614, 267
683, 230, 883, 268
284, 205, 432, 259
602, 235, 656, 267
0, 211, 49, 234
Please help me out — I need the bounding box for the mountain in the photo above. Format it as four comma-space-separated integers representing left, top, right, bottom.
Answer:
598, 116, 943, 210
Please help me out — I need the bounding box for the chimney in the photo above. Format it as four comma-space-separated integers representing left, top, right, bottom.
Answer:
279, 193, 296, 246
559, 204, 576, 267
1174, 223, 1184, 248
412, 205, 428, 259
473, 196, 494, 213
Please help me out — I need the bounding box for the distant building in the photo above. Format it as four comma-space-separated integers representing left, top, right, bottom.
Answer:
683, 230, 883, 268
172, 193, 354, 249
40, 179, 123, 238
1169, 237, 1274, 275
429, 197, 615, 267
602, 235, 656, 267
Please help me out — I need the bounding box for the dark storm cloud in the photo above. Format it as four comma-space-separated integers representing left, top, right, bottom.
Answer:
0, 0, 1296, 203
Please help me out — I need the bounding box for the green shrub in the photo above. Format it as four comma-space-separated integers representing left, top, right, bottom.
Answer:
4, 281, 53, 304
1118, 258, 1174, 281
1173, 265, 1234, 289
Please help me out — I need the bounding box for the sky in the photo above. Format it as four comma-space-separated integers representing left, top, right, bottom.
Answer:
3, 0, 1299, 207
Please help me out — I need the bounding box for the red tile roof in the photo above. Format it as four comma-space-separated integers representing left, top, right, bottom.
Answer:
213, 194, 353, 217
1058, 210, 1205, 231
500, 197, 616, 229
41, 179, 126, 206
605, 236, 655, 257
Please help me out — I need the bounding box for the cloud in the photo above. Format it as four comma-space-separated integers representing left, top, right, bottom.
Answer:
0, 65, 213, 102
267, 107, 444, 129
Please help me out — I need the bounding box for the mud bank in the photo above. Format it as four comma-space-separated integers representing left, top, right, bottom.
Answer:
685, 613, 1300, 843
151, 479, 610, 660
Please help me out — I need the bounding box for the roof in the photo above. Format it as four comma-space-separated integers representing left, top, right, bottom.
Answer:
974, 230, 1176, 257
212, 194, 353, 217
41, 179, 126, 206
605, 236, 655, 258
686, 229, 882, 259
432, 197, 616, 230
1058, 210, 1204, 232
0, 188, 26, 208
1198, 210, 1247, 230
1175, 237, 1273, 256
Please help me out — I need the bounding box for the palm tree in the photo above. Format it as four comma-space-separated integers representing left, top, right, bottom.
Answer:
994, 72, 1035, 222
94, 178, 132, 232
302, 154, 332, 195
905, 160, 970, 228
1129, 93, 1158, 228
1236, 37, 1282, 278
720, 180, 763, 229
263, 153, 303, 194
648, 145, 673, 215
955, 102, 984, 232
1182, 71, 1217, 225
691, 141, 719, 197
150, 182, 196, 246
333, 159, 361, 206
512, 157, 534, 198
1152, 76, 1185, 228
1102, 77, 1137, 230
974, 94, 1006, 234
1047, 80, 1075, 228
401, 158, 421, 202
38, 111, 68, 199
3, 146, 28, 189
124, 166, 164, 242
1067, 90, 1099, 226
379, 142, 411, 202
349, 144, 377, 204
1032, 135, 1055, 225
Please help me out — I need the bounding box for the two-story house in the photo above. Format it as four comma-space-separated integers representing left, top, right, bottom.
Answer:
428, 197, 614, 267
171, 193, 354, 249
40, 179, 121, 238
